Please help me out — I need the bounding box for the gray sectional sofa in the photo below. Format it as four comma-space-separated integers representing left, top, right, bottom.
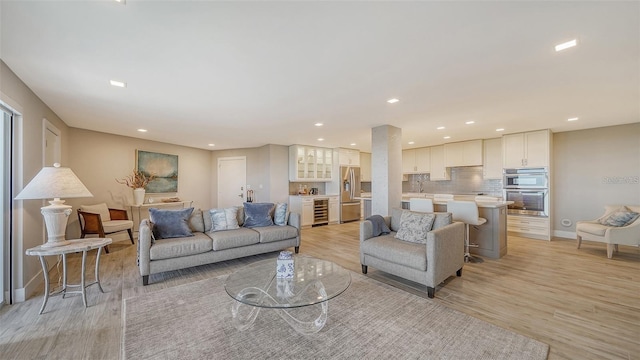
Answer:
138, 207, 301, 285
360, 208, 465, 298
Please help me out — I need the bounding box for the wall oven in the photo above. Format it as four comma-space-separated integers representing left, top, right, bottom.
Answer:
504, 189, 549, 217
503, 168, 548, 189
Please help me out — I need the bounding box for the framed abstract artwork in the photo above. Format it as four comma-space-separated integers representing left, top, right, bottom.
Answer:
136, 150, 178, 193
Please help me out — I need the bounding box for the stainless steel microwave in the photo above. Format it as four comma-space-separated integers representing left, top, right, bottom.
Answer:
503, 168, 548, 189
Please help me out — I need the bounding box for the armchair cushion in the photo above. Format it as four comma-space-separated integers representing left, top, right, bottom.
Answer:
361, 235, 427, 271
598, 207, 640, 227
103, 219, 134, 233
80, 203, 111, 221
149, 207, 195, 239
395, 211, 436, 244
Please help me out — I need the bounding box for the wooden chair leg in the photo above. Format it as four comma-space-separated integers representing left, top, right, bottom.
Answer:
127, 229, 135, 245
606, 244, 614, 258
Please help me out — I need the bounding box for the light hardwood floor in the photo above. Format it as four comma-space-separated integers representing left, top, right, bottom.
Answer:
1, 222, 638, 359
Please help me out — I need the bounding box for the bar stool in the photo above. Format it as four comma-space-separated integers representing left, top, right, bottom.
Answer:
409, 198, 434, 212
447, 200, 486, 263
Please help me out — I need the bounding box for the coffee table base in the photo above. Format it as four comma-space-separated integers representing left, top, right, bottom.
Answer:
231, 280, 329, 335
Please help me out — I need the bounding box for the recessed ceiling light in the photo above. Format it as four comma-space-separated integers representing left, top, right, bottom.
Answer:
317, 138, 324, 141
496, 128, 505, 132
314, 122, 323, 127
110, 80, 127, 88
567, 117, 579, 122
350, 143, 356, 146
137, 129, 147, 132
408, 141, 415, 145
114, 0, 125, 3
387, 98, 399, 104
208, 143, 215, 147
443, 136, 451, 139
555, 39, 577, 52
436, 126, 445, 130
465, 121, 475, 125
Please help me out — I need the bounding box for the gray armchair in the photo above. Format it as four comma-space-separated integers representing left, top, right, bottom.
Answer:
360, 208, 465, 298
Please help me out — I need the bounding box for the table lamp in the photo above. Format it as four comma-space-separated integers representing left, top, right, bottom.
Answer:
15, 163, 93, 247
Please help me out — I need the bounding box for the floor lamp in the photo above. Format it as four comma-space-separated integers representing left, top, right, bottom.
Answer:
15, 163, 93, 247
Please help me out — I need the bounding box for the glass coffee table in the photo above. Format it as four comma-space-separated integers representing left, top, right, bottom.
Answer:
224, 255, 351, 334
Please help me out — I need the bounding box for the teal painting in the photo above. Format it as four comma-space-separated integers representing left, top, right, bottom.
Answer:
136, 150, 178, 193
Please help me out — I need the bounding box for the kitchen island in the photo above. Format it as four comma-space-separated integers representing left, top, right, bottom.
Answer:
360, 194, 510, 259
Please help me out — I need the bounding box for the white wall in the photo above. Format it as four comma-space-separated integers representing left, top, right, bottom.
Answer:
552, 123, 640, 237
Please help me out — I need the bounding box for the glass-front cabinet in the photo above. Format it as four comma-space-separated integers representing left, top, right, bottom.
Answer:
289, 145, 333, 182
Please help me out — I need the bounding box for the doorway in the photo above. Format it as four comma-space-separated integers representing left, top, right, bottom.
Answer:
217, 157, 246, 208
1, 104, 14, 306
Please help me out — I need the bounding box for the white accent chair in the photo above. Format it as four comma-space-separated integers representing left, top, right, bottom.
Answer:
576, 205, 640, 258
78, 203, 134, 253
409, 198, 434, 213
447, 200, 486, 263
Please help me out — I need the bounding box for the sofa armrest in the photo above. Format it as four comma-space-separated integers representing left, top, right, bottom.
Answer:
425, 221, 465, 285
288, 212, 301, 231
360, 216, 391, 243
138, 219, 153, 277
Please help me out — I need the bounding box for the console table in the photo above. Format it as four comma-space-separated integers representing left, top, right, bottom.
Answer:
128, 200, 193, 232
25, 238, 112, 314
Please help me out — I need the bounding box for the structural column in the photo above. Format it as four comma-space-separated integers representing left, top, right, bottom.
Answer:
371, 125, 402, 217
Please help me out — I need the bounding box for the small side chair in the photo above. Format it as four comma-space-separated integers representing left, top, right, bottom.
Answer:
78, 203, 134, 253
576, 205, 640, 258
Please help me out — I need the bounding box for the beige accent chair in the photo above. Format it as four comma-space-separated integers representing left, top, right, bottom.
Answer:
78, 203, 134, 253
576, 205, 640, 258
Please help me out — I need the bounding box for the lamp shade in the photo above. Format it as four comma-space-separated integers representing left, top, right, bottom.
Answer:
15, 163, 93, 200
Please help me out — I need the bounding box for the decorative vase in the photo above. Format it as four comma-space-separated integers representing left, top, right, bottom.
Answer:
133, 188, 145, 206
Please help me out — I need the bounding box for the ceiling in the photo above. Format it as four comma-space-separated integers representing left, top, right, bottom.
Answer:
1, 1, 638, 152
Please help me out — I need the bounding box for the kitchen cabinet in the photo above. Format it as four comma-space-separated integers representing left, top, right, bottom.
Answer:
444, 140, 483, 167
289, 145, 333, 182
329, 196, 339, 223
502, 130, 551, 168
429, 145, 450, 181
483, 138, 503, 179
289, 196, 314, 228
338, 148, 360, 166
360, 152, 372, 182
402, 147, 430, 174
507, 215, 550, 240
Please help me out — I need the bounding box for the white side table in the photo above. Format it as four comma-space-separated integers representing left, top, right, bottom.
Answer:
25, 238, 112, 314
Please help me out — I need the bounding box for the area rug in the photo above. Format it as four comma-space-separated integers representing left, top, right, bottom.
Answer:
123, 273, 549, 359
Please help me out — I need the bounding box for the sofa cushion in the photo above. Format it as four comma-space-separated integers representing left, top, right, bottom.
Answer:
598, 207, 640, 227
361, 234, 427, 271
395, 211, 436, 244
433, 212, 453, 230
390, 208, 404, 232
209, 227, 260, 251
274, 202, 288, 226
252, 225, 298, 243
149, 207, 195, 239
80, 203, 111, 221
243, 202, 275, 228
149, 232, 213, 260
209, 207, 240, 231
188, 208, 206, 233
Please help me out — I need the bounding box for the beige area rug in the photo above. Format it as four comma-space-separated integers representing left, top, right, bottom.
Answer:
123, 273, 549, 360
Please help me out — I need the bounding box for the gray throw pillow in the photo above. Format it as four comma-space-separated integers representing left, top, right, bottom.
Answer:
599, 207, 640, 227
395, 211, 436, 244
149, 207, 195, 239
243, 202, 275, 228
274, 202, 288, 226
209, 207, 240, 232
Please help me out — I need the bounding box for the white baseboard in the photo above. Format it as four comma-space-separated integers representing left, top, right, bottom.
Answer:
553, 230, 576, 239
15, 267, 45, 303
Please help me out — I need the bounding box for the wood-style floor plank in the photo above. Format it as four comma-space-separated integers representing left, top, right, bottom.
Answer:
0, 222, 638, 360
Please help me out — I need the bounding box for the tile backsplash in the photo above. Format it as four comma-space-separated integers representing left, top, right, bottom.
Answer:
402, 166, 503, 197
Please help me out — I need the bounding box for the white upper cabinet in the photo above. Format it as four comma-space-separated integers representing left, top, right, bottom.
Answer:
338, 148, 360, 166
444, 140, 483, 167
360, 152, 372, 182
289, 145, 333, 182
430, 145, 451, 181
402, 147, 430, 174
483, 138, 503, 179
502, 130, 551, 168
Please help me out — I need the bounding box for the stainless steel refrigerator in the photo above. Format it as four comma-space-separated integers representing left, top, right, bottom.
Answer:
340, 166, 361, 223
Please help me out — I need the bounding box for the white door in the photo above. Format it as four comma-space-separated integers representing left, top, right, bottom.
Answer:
217, 156, 246, 208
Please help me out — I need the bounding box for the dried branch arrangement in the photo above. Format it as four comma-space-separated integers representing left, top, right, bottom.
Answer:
116, 170, 156, 189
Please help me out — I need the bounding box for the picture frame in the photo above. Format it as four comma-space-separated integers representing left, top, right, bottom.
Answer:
136, 150, 178, 193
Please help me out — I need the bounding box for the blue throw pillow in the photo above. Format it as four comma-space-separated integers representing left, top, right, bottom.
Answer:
149, 207, 195, 239
274, 202, 288, 226
243, 202, 274, 228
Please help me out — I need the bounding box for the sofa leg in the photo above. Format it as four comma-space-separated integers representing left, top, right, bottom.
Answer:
361, 265, 367, 274
142, 275, 149, 286
294, 246, 300, 254
456, 268, 462, 277
427, 287, 435, 299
